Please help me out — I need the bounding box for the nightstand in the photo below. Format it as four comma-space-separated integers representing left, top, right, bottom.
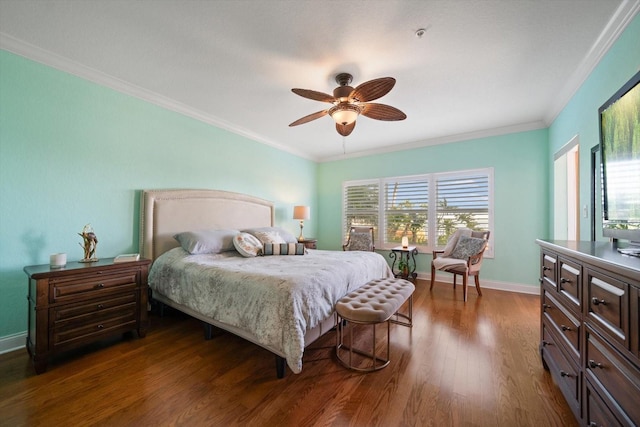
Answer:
24, 258, 150, 374
389, 246, 418, 282
298, 238, 317, 249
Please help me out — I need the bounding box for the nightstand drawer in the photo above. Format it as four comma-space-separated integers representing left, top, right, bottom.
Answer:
52, 308, 137, 348
52, 293, 137, 322
51, 270, 139, 302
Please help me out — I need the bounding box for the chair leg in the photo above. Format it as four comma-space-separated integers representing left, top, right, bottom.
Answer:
430, 263, 436, 290
453, 274, 457, 289
463, 273, 468, 302
474, 274, 483, 296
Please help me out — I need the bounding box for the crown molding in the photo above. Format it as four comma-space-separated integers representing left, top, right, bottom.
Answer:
319, 120, 547, 163
543, 0, 640, 125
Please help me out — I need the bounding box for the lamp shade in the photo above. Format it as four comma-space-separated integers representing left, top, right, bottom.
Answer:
330, 108, 358, 125
293, 205, 310, 220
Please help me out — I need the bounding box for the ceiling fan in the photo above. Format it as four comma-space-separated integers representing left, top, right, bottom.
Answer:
289, 73, 406, 137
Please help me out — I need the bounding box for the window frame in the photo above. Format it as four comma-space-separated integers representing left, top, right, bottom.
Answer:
342, 167, 494, 257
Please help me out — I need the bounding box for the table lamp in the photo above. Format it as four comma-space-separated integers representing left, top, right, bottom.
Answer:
293, 205, 310, 241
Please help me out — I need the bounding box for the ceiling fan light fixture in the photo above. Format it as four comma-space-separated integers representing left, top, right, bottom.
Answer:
329, 104, 360, 125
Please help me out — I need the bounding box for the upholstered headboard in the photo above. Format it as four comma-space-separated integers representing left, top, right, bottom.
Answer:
139, 189, 275, 261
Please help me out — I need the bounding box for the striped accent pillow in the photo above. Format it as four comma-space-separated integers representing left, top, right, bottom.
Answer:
262, 243, 306, 256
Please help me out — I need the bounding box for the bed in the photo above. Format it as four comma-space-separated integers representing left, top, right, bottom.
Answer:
140, 189, 393, 377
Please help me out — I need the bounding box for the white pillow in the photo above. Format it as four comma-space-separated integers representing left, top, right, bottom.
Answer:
243, 227, 298, 244
252, 230, 286, 244
233, 232, 263, 257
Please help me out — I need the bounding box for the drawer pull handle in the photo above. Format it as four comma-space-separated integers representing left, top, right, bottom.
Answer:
97, 304, 104, 309
559, 370, 572, 378
588, 423, 599, 427
97, 283, 105, 288
560, 278, 570, 284
542, 341, 553, 347
538, 278, 543, 284
588, 360, 603, 369
561, 325, 571, 332
97, 324, 104, 329
542, 304, 551, 310
543, 266, 551, 271
591, 297, 606, 306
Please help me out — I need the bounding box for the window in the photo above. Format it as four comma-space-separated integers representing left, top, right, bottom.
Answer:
343, 168, 493, 256
343, 180, 380, 230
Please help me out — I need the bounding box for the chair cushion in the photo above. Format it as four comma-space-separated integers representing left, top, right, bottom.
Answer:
346, 232, 373, 251
450, 235, 486, 260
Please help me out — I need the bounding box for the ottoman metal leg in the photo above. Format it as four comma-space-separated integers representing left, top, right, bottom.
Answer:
336, 315, 390, 372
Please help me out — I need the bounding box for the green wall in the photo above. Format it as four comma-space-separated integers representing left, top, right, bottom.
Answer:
317, 129, 550, 288
549, 14, 640, 241
0, 51, 317, 339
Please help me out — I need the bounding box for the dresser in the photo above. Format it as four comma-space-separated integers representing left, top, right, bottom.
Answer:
24, 258, 150, 374
537, 240, 640, 426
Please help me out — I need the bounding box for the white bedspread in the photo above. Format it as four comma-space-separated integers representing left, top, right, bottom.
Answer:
149, 247, 393, 373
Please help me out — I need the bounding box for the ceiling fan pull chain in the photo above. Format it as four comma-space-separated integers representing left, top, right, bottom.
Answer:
342, 136, 346, 154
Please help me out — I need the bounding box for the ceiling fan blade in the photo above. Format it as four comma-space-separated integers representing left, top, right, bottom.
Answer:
289, 110, 328, 127
291, 88, 336, 103
336, 121, 356, 136
350, 77, 396, 102
361, 103, 407, 121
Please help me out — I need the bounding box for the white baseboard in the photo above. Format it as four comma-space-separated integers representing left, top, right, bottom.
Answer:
419, 271, 540, 295
0, 332, 26, 355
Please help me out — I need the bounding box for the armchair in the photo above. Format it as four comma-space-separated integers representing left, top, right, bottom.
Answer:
430, 229, 490, 302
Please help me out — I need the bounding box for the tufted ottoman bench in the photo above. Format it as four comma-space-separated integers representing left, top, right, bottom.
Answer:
335, 277, 415, 371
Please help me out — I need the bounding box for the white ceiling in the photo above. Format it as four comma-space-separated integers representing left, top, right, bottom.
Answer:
1, 0, 638, 161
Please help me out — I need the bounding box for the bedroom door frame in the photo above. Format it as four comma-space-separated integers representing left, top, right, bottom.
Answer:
554, 135, 580, 240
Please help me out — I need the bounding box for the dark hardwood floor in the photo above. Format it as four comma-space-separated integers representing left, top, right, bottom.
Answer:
0, 280, 577, 426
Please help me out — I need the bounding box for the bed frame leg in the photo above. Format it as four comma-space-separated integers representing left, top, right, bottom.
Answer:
158, 301, 165, 317
275, 356, 285, 379
203, 323, 213, 340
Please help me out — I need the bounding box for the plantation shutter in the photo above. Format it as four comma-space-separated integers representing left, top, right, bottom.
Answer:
343, 182, 379, 237
383, 179, 429, 246
435, 173, 490, 246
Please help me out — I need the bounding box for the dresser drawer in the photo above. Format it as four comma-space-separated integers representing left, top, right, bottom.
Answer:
52, 293, 137, 322
541, 251, 558, 289
585, 327, 640, 425
585, 381, 624, 427
542, 324, 581, 419
558, 257, 581, 310
586, 269, 628, 349
51, 270, 139, 303
542, 290, 580, 363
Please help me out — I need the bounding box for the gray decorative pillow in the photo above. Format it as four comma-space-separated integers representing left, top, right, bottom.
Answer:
450, 236, 486, 260
348, 232, 373, 251
174, 229, 239, 254
243, 227, 297, 244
